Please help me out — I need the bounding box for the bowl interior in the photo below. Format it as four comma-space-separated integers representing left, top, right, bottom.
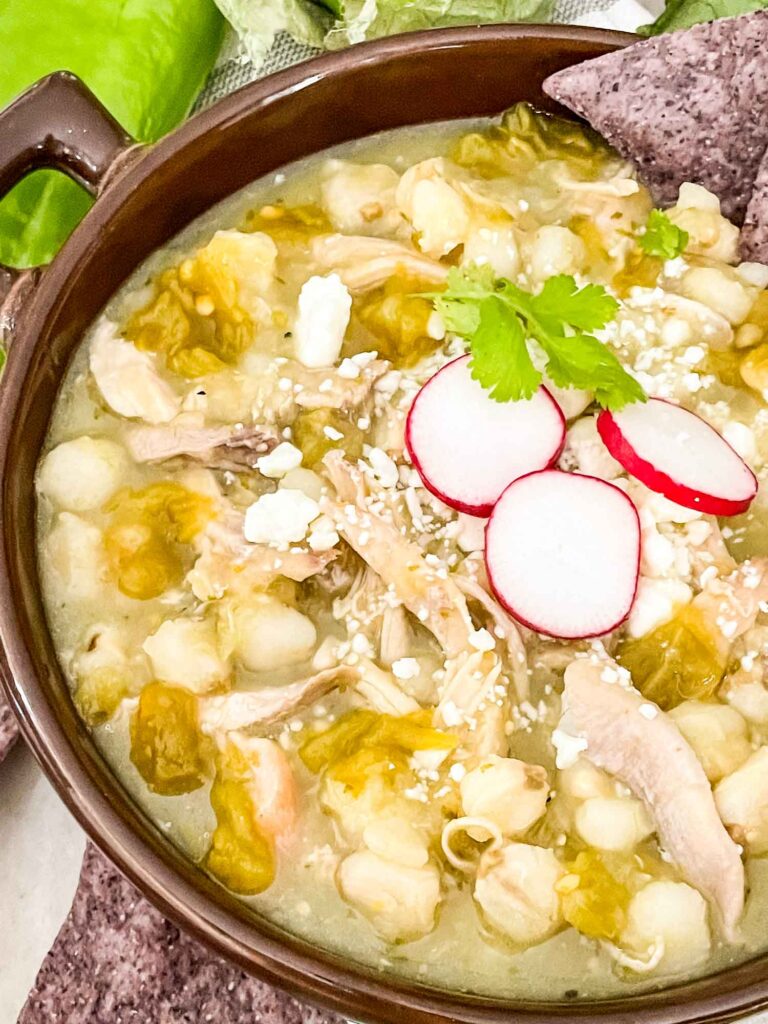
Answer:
3, 25, 768, 1024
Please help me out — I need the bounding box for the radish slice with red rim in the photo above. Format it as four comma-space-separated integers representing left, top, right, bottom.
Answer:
597, 398, 758, 516
486, 469, 640, 639
405, 355, 566, 517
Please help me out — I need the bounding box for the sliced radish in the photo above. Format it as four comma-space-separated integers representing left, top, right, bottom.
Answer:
486, 470, 640, 639
405, 355, 565, 516
597, 398, 757, 517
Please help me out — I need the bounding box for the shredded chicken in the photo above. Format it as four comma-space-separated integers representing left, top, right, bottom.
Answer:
695, 557, 768, 662
89, 319, 180, 424
189, 510, 335, 600
560, 656, 745, 939
321, 453, 473, 656
436, 650, 509, 756
124, 420, 279, 471
312, 234, 448, 292
199, 666, 359, 734
454, 573, 529, 701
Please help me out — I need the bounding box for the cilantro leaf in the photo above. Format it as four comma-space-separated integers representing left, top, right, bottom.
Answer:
638, 210, 689, 260
538, 331, 646, 411
468, 296, 540, 402
426, 265, 645, 410
529, 274, 619, 332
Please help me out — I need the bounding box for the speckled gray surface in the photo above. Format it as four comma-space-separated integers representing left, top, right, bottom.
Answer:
0, 689, 19, 764
742, 148, 768, 265
18, 843, 344, 1024
543, 10, 768, 224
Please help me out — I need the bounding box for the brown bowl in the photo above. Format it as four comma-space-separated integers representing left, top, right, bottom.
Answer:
1, 25, 767, 1024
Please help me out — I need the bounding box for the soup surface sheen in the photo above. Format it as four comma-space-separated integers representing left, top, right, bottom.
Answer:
37, 109, 768, 1000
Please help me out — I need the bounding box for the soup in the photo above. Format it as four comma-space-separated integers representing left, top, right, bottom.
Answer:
36, 106, 768, 1001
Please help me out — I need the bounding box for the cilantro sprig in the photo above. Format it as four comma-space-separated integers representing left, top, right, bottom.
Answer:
431, 265, 646, 411
638, 209, 689, 260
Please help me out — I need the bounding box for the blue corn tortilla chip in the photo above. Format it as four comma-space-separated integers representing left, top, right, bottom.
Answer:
19, 843, 345, 1024
542, 11, 768, 225
741, 148, 768, 264
0, 690, 19, 763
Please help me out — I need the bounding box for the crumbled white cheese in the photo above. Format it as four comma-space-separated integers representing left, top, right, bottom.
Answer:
323, 425, 344, 441
448, 762, 467, 782
337, 357, 361, 379
639, 703, 658, 720
308, 514, 340, 552
392, 657, 420, 681
368, 447, 399, 489
256, 441, 303, 479
244, 489, 320, 545
737, 262, 768, 290
293, 273, 352, 368
469, 628, 496, 652
627, 577, 692, 638
552, 728, 588, 770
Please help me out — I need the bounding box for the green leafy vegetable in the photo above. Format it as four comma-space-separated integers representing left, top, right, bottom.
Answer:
637, 0, 767, 35
0, 0, 225, 268
323, 0, 554, 47
432, 265, 645, 410
638, 210, 689, 260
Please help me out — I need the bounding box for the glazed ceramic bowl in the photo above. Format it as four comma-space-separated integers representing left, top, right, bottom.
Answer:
1, 26, 767, 1024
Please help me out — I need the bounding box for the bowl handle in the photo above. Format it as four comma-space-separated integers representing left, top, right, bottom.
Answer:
0, 71, 139, 338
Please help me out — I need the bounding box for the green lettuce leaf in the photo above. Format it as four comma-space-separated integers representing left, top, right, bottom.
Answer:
0, 0, 225, 268
324, 0, 553, 46
637, 0, 768, 35
213, 0, 330, 66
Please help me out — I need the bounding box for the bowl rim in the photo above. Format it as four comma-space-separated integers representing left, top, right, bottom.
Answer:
3, 22, 768, 1024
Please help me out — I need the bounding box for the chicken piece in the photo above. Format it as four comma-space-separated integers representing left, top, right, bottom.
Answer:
322, 453, 473, 657
332, 565, 412, 666
453, 573, 528, 701
124, 420, 278, 471
435, 649, 508, 756
474, 843, 564, 948
37, 437, 128, 512
337, 849, 442, 942
288, 357, 389, 413
311, 234, 448, 293
188, 511, 335, 601
560, 657, 745, 939
320, 159, 403, 238
226, 733, 297, 848
460, 756, 549, 837
695, 558, 768, 664
89, 319, 181, 424
715, 747, 768, 854
355, 657, 420, 716
198, 666, 359, 734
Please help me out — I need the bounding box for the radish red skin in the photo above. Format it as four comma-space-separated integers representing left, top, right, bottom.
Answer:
405, 356, 566, 517
597, 399, 758, 517
485, 469, 641, 640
